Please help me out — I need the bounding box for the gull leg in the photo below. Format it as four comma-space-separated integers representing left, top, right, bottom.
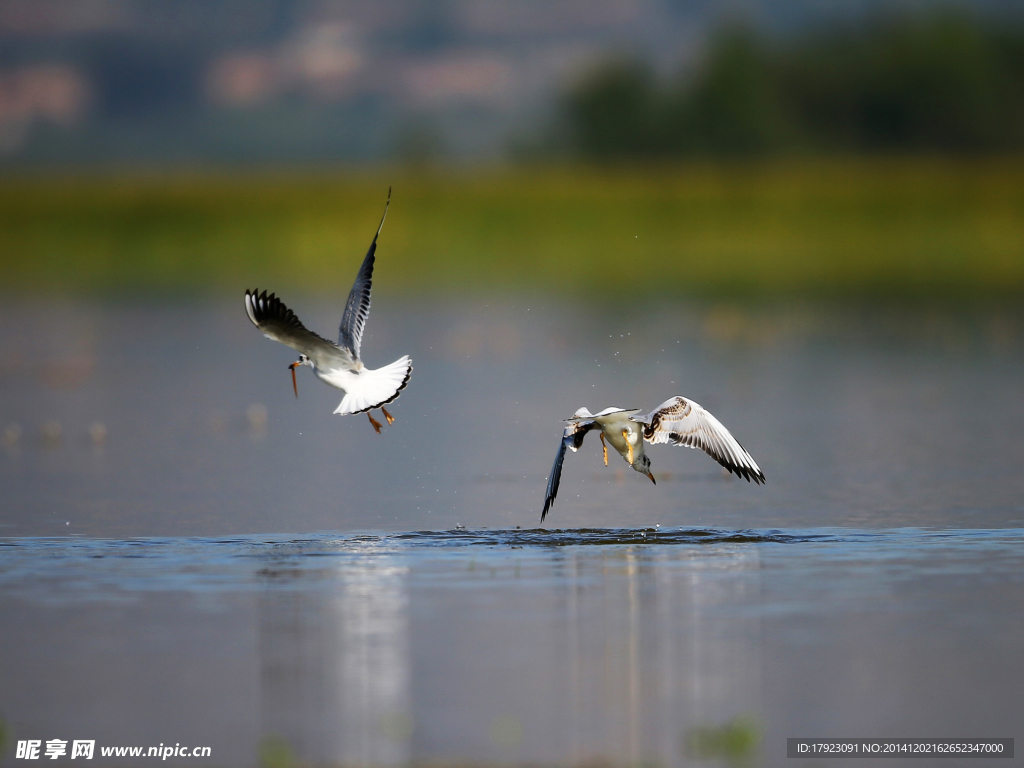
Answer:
622, 428, 634, 465
600, 433, 608, 466
367, 412, 382, 434
381, 407, 395, 426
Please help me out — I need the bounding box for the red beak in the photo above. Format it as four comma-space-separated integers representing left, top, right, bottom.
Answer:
288, 362, 299, 398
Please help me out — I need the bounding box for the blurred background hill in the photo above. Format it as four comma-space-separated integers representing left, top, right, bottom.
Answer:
1, 0, 1023, 297
563, 11, 1024, 159
2, 0, 1023, 164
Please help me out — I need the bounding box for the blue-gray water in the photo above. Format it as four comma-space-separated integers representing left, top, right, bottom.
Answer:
1, 299, 1023, 766
2, 529, 1022, 767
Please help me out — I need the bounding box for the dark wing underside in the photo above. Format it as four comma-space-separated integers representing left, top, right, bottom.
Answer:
542, 419, 598, 523
641, 396, 765, 484
338, 188, 391, 360
245, 289, 351, 369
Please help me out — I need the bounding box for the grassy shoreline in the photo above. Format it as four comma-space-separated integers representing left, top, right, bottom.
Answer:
2, 158, 1023, 298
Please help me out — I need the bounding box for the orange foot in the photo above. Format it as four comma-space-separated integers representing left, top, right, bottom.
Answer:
367, 412, 382, 434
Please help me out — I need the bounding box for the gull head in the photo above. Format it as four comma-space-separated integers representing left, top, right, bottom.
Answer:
634, 452, 656, 484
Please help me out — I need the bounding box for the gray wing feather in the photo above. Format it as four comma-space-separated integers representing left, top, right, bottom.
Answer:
245, 289, 351, 368
542, 419, 597, 523
338, 188, 390, 359
642, 396, 766, 484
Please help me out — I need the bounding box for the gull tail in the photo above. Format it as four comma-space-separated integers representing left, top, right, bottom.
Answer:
334, 356, 412, 416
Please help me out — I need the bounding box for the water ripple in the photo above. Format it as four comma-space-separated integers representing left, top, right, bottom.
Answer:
2, 528, 1022, 606
388, 526, 846, 547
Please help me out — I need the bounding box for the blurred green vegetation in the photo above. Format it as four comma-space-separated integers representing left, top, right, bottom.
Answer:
258, 737, 295, 768
1, 158, 1024, 298
685, 715, 761, 767
566, 12, 1024, 158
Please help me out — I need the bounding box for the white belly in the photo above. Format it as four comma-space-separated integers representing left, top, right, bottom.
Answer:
314, 365, 359, 392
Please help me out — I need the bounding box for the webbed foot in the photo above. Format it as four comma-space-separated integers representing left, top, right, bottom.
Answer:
367, 413, 382, 434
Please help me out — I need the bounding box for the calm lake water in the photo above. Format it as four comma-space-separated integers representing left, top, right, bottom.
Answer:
1, 298, 1023, 766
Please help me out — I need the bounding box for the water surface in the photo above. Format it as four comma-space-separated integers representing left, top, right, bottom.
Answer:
2, 527, 1022, 767
1, 299, 1021, 535
1, 299, 1022, 766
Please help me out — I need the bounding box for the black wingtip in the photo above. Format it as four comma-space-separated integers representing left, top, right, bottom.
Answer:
372, 188, 391, 242
245, 289, 303, 332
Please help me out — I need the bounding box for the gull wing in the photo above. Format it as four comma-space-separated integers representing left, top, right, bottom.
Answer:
245, 289, 352, 369
542, 419, 598, 523
338, 188, 390, 360
641, 396, 765, 484
592, 406, 637, 417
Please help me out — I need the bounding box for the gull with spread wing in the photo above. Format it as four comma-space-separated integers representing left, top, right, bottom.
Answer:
541, 396, 764, 522
244, 189, 412, 433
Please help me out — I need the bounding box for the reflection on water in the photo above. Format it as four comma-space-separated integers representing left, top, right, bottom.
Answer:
259, 552, 411, 767
547, 545, 762, 767
253, 538, 764, 767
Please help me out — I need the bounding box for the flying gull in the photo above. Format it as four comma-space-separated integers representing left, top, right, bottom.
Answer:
244, 189, 412, 433
541, 396, 764, 521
